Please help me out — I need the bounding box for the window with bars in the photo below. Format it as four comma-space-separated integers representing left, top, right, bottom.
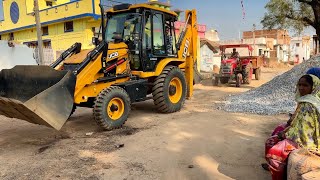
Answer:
42, 26, 49, 36
64, 21, 74, 32
46, 1, 53, 6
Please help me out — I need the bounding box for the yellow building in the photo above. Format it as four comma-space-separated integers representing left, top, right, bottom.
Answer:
0, 0, 101, 54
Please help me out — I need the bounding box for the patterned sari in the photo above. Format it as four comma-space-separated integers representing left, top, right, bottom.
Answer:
265, 74, 320, 180
286, 75, 320, 151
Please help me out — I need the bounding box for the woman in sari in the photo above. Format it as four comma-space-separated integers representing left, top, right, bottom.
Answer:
264, 74, 320, 180
268, 68, 320, 137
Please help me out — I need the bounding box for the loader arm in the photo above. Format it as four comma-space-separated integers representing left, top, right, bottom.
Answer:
71, 42, 130, 104
176, 10, 198, 98
51, 42, 82, 69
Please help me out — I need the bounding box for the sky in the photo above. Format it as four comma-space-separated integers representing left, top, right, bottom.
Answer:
1, 0, 316, 40
169, 0, 271, 40
109, 0, 316, 40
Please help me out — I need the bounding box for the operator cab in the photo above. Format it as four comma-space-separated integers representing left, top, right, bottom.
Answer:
102, 3, 178, 72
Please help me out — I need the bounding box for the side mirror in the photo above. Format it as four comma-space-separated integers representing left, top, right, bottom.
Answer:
92, 37, 100, 46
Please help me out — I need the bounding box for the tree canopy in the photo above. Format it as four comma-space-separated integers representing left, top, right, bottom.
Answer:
261, 0, 320, 38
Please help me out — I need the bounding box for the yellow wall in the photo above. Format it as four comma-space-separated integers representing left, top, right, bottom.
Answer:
0, 0, 102, 54
26, 0, 70, 14
1, 18, 100, 50
0, 0, 100, 32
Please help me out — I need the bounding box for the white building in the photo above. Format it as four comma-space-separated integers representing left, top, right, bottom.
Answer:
242, 29, 291, 62
205, 29, 220, 42
290, 36, 311, 63
200, 39, 220, 72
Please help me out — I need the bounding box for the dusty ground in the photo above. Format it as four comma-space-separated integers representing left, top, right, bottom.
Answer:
0, 66, 291, 180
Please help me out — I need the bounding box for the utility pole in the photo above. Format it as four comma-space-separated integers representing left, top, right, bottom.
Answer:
253, 23, 256, 56
34, 0, 44, 65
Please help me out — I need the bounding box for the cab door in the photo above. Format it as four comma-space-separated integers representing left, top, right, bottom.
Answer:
141, 11, 167, 71
141, 11, 177, 72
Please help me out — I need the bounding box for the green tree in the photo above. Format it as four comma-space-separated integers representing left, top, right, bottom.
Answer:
261, 0, 320, 40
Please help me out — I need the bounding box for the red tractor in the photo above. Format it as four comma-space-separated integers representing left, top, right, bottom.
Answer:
213, 44, 263, 87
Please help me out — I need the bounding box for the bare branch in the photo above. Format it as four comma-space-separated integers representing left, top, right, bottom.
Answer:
302, 17, 316, 27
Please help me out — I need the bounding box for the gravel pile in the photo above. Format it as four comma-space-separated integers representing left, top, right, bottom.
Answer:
222, 56, 320, 115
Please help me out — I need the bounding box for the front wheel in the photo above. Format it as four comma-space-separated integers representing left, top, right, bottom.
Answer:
152, 66, 187, 113
255, 68, 261, 80
213, 77, 219, 86
220, 77, 229, 84
236, 73, 242, 87
93, 86, 131, 130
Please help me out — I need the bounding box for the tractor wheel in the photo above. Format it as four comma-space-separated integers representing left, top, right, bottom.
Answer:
152, 66, 187, 113
212, 77, 219, 86
236, 73, 242, 87
243, 64, 253, 84
255, 68, 261, 80
93, 86, 131, 130
220, 77, 229, 84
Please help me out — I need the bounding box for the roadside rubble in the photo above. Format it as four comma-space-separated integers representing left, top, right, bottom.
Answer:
222, 56, 320, 115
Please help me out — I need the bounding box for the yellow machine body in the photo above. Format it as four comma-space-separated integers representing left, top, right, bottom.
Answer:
0, 3, 198, 130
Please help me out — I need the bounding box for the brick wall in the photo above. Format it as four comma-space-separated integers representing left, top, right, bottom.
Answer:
243, 29, 290, 45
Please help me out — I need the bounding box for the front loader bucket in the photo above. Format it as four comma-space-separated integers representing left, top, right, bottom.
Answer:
0, 65, 76, 130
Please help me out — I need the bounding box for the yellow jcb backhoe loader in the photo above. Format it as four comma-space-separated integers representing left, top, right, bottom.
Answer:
0, 3, 198, 130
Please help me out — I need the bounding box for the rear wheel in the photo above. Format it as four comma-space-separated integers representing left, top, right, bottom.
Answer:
243, 64, 253, 84
255, 68, 261, 80
220, 77, 229, 84
93, 86, 131, 130
152, 66, 187, 113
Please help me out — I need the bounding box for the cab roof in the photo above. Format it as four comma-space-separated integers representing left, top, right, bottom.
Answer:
106, 3, 178, 17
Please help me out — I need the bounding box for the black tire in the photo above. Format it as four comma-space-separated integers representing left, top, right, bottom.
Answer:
255, 68, 261, 80
236, 73, 242, 87
152, 66, 187, 113
243, 64, 252, 84
220, 77, 229, 84
213, 77, 219, 86
93, 86, 131, 130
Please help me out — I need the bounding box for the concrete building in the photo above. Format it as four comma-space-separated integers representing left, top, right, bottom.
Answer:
200, 38, 220, 72
205, 29, 219, 42
290, 36, 311, 63
0, 40, 37, 69
242, 29, 291, 62
174, 22, 206, 39
312, 35, 320, 55
0, 0, 101, 62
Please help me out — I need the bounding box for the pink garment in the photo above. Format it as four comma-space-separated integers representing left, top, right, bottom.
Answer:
271, 123, 288, 136
265, 138, 298, 180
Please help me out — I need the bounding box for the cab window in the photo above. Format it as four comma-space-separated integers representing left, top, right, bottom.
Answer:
152, 13, 165, 55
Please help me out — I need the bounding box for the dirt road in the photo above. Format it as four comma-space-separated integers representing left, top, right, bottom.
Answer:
0, 67, 290, 180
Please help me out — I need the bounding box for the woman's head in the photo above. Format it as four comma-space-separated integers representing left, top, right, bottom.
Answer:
298, 75, 313, 96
